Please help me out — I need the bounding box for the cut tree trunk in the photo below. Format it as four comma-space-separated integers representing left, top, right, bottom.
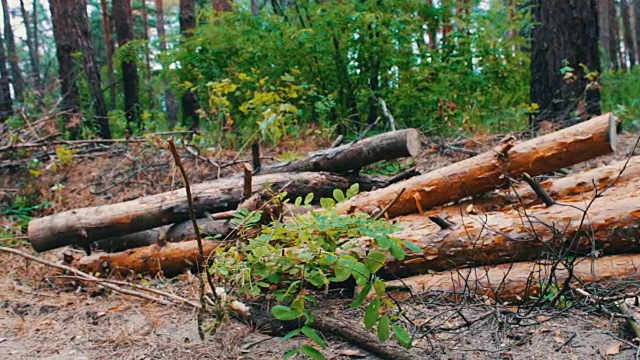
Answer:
383, 254, 640, 303
28, 172, 384, 252
336, 113, 619, 218
257, 129, 421, 175
380, 179, 640, 277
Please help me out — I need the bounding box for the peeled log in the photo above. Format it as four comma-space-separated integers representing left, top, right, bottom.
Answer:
258, 129, 421, 174
336, 113, 619, 218
383, 254, 640, 303
28, 172, 384, 252
381, 179, 640, 277
78, 239, 224, 278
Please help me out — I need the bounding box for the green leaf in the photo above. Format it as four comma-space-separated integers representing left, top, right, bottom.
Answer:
351, 282, 372, 308
271, 305, 301, 321
352, 262, 371, 286
291, 296, 305, 311
300, 345, 326, 360
364, 251, 386, 273
283, 328, 301, 340
378, 315, 390, 341
403, 240, 424, 254
301, 326, 326, 348
374, 235, 392, 250
284, 348, 300, 360
295, 196, 303, 206
304, 192, 314, 205
364, 298, 380, 329
389, 243, 406, 261
346, 183, 360, 198
392, 324, 412, 349
320, 197, 336, 209
373, 279, 386, 296
333, 189, 345, 202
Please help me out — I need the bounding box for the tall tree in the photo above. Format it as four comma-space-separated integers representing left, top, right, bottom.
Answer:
154, 0, 178, 126
19, 0, 41, 89
100, 0, 117, 111
140, 0, 152, 108
635, 0, 640, 64
0, 28, 12, 122
597, 0, 620, 70
180, 0, 198, 129
621, 0, 636, 67
212, 0, 232, 12
49, 0, 111, 138
530, 0, 601, 127
113, 0, 140, 132
2, 0, 25, 103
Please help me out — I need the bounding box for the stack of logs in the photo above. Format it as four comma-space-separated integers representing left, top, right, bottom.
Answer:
27, 113, 640, 303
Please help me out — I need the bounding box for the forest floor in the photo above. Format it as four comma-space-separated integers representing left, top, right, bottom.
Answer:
1, 129, 640, 359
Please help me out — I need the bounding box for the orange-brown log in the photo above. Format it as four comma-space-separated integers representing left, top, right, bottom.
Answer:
383, 254, 640, 303
336, 113, 619, 218
78, 239, 224, 278
28, 172, 384, 253
380, 179, 640, 277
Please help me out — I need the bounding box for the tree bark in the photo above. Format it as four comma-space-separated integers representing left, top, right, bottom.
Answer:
383, 254, 640, 303
381, 177, 640, 277
113, 0, 140, 133
212, 0, 232, 12
597, 0, 619, 70
336, 113, 618, 218
28, 172, 385, 252
19, 0, 41, 89
140, 0, 153, 109
635, 0, 640, 64
258, 129, 421, 175
621, 0, 637, 67
100, 0, 117, 111
179, 0, 198, 129
153, 0, 178, 126
2, 0, 24, 103
0, 25, 12, 122
530, 0, 601, 125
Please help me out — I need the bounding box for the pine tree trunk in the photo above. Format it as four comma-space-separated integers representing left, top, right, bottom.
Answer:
635, 0, 640, 63
0, 28, 12, 122
621, 0, 637, 67
212, 0, 232, 12
141, 0, 153, 109
179, 0, 198, 129
100, 0, 117, 111
530, 0, 601, 126
19, 0, 41, 90
597, 0, 620, 70
2, 0, 24, 103
113, 0, 140, 133
250, 0, 258, 16
154, 0, 178, 126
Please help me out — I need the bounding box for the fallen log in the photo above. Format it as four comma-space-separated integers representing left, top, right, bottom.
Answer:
381, 179, 640, 277
382, 254, 640, 303
257, 129, 421, 175
336, 113, 619, 218
29, 172, 384, 253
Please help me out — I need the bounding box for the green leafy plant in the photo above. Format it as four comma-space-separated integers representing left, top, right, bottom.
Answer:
210, 184, 422, 357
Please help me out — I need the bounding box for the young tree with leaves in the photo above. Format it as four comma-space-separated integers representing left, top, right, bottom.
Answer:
113, 0, 140, 133
530, 0, 601, 126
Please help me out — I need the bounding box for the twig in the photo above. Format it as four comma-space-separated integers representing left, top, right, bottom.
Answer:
384, 167, 419, 187
0, 247, 175, 306
373, 188, 406, 220
243, 163, 253, 200
554, 332, 577, 351
166, 138, 215, 340
616, 301, 640, 339
330, 135, 344, 148
428, 214, 453, 230
521, 173, 555, 206
374, 96, 397, 132
358, 116, 381, 141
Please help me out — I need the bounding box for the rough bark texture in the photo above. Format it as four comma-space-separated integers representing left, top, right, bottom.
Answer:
336, 113, 618, 218
2, 0, 24, 103
380, 178, 640, 277
19, 0, 41, 89
179, 0, 198, 129
100, 0, 117, 111
78, 239, 225, 278
153, 0, 178, 125
140, 0, 152, 107
258, 129, 421, 175
0, 26, 12, 122
113, 0, 140, 133
621, 0, 637, 67
531, 0, 601, 125
597, 0, 619, 69
383, 254, 640, 303
28, 172, 384, 252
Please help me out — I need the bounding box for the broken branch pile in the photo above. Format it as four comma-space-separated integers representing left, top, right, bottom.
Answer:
27, 113, 640, 303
